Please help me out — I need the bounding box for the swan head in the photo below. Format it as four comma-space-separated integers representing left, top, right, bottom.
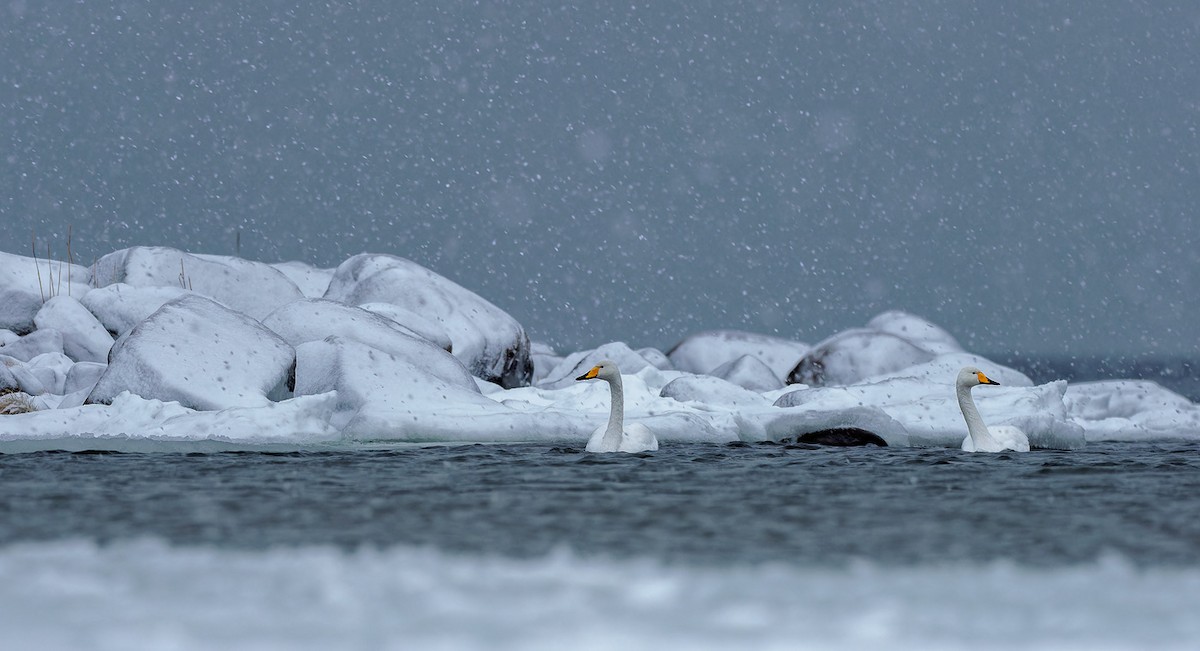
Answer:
576, 360, 621, 383
957, 366, 1001, 388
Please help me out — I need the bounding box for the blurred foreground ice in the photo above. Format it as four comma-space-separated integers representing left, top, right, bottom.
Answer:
0, 539, 1196, 651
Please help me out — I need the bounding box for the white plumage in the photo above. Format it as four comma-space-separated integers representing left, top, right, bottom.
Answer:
575, 360, 659, 453
956, 366, 1031, 453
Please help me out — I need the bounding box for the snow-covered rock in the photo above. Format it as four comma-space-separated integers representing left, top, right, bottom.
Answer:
529, 342, 564, 385
1065, 380, 1200, 441
862, 353, 1033, 387
33, 296, 114, 363
0, 356, 47, 396
788, 329, 934, 386
788, 312, 971, 387
292, 336, 567, 441
0, 251, 91, 335
710, 355, 784, 392
92, 247, 304, 321
0, 329, 64, 362
263, 299, 471, 388
667, 330, 809, 380
270, 260, 335, 298
536, 342, 665, 390
87, 295, 295, 411
64, 361, 107, 396
323, 254, 531, 388
357, 302, 453, 351
867, 310, 963, 355
755, 405, 912, 447
20, 352, 74, 395
660, 374, 771, 408
79, 283, 191, 337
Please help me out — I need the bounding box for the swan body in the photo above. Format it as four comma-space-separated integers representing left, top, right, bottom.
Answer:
956, 366, 1031, 453
576, 360, 659, 453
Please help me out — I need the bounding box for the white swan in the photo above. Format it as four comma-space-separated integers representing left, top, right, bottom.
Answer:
575, 360, 659, 453
956, 366, 1031, 453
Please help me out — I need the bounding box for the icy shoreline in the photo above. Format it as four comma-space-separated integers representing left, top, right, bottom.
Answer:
2, 246, 1198, 451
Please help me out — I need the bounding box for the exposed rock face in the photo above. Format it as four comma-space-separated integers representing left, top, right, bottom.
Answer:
323, 254, 532, 388
87, 295, 295, 411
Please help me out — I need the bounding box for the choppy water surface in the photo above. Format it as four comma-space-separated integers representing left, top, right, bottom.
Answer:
3, 442, 1198, 567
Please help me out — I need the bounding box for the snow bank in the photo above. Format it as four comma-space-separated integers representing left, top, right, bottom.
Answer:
0, 245, 1196, 451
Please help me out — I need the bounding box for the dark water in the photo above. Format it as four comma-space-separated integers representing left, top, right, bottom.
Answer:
2, 442, 1198, 568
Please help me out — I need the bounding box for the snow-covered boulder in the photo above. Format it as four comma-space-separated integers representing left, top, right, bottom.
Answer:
529, 342, 564, 385
357, 302, 453, 351
862, 353, 1033, 387
756, 405, 912, 447
866, 310, 963, 355
323, 254, 532, 388
293, 336, 542, 440
667, 330, 809, 380
710, 355, 784, 392
660, 374, 771, 408
536, 342, 664, 390
0, 251, 91, 335
79, 283, 191, 337
788, 329, 933, 386
637, 347, 674, 371
1065, 380, 1200, 442
262, 299, 469, 387
0, 356, 48, 395
87, 295, 295, 411
92, 247, 304, 321
19, 352, 73, 395
0, 329, 64, 362
64, 361, 106, 396
33, 296, 114, 363
270, 260, 335, 298
788, 312, 969, 387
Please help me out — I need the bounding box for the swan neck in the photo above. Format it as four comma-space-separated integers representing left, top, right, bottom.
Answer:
604, 374, 625, 447
957, 382, 990, 441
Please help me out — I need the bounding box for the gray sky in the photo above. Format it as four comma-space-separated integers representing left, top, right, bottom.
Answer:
3, 2, 1198, 356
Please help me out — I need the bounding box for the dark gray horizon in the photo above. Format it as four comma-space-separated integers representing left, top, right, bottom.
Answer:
3, 2, 1198, 357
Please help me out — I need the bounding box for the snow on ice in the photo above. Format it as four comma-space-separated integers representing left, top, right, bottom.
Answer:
0, 246, 1197, 451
